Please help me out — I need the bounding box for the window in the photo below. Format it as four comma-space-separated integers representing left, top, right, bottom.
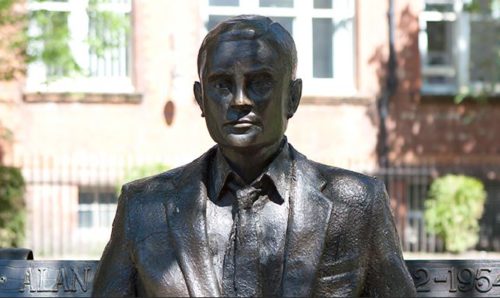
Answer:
202, 0, 356, 96
420, 0, 500, 95
78, 187, 118, 229
26, 0, 132, 93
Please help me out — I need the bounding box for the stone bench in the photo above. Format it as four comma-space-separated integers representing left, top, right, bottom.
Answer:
1, 249, 499, 297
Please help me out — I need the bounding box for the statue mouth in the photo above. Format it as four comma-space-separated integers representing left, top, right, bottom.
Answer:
232, 122, 254, 128
225, 117, 259, 126
224, 117, 261, 132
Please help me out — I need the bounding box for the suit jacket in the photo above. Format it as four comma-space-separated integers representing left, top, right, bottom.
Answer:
92, 145, 416, 297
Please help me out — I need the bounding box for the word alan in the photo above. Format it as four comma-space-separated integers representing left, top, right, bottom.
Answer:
0, 260, 98, 297
19, 267, 91, 293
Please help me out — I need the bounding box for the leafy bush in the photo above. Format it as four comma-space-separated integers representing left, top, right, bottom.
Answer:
424, 174, 487, 253
116, 163, 170, 195
0, 166, 26, 247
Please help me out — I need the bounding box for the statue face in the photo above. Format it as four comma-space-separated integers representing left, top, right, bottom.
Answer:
196, 38, 294, 151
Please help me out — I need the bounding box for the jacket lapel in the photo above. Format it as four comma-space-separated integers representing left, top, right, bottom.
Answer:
282, 147, 333, 297
164, 147, 221, 297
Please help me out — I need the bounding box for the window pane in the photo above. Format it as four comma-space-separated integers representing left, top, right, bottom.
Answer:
271, 17, 293, 35
209, 0, 239, 6
207, 15, 233, 30
79, 192, 94, 204
88, 10, 130, 78
423, 20, 455, 89
469, 19, 500, 85
424, 75, 455, 88
313, 18, 333, 78
98, 192, 117, 204
314, 0, 332, 9
425, 3, 453, 12
259, 0, 293, 8
99, 209, 116, 227
28, 0, 131, 83
464, 0, 494, 15
427, 22, 446, 54
29, 10, 73, 78
208, 15, 293, 33
78, 211, 93, 228
426, 21, 453, 66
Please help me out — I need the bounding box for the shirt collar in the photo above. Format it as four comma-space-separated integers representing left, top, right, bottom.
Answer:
210, 139, 292, 202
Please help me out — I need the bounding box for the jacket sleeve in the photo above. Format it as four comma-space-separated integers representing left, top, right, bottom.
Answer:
92, 185, 137, 297
363, 180, 417, 297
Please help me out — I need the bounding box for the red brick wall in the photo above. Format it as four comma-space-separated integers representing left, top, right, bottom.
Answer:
388, 0, 500, 172
0, 0, 390, 170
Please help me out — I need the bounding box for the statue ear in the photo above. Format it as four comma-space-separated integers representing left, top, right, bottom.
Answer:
193, 81, 204, 117
287, 78, 302, 119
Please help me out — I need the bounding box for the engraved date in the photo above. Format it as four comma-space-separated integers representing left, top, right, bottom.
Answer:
412, 267, 500, 294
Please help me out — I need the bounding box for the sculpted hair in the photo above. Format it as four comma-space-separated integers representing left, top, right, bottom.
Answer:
197, 15, 298, 79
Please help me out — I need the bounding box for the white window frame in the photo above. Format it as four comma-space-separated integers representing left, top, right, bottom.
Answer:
201, 0, 356, 97
25, 0, 134, 94
77, 187, 118, 232
419, 0, 500, 95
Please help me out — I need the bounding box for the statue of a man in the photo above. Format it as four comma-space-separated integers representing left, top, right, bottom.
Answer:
93, 15, 416, 297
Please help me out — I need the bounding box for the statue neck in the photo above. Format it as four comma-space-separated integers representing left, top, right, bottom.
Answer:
219, 139, 284, 184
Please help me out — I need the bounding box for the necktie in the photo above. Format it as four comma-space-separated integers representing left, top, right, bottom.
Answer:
222, 183, 262, 297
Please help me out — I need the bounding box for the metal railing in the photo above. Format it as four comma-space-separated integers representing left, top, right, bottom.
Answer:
6, 154, 499, 258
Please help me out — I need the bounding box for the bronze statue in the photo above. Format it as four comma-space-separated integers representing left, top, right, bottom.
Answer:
93, 15, 416, 297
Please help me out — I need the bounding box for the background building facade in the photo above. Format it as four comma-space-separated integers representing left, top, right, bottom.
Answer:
0, 0, 498, 258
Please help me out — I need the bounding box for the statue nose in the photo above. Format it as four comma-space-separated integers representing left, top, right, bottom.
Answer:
230, 87, 253, 110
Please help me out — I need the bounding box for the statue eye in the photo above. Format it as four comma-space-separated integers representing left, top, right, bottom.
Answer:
249, 75, 273, 95
213, 79, 232, 92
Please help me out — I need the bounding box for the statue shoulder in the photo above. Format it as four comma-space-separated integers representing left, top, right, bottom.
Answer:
118, 147, 215, 204
289, 145, 384, 207
120, 166, 184, 198
314, 161, 385, 208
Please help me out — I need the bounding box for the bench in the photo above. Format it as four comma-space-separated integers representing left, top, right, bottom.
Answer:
1, 249, 499, 297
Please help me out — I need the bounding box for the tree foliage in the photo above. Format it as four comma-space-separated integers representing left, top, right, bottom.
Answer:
0, 166, 26, 247
0, 121, 13, 142
424, 174, 487, 253
29, 9, 80, 77
0, 0, 29, 80
87, 0, 130, 58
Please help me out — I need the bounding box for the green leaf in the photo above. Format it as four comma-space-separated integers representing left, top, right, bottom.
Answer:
0, 166, 26, 247
424, 175, 487, 253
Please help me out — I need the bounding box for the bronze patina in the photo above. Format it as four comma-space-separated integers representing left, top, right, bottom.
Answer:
92, 15, 416, 297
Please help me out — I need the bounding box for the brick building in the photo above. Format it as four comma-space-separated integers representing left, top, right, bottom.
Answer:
0, 0, 498, 257
386, 0, 500, 251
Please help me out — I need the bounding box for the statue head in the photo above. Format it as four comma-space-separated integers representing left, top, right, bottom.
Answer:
194, 15, 302, 152
197, 15, 298, 81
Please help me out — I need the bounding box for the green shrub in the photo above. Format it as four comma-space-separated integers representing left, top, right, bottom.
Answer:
0, 166, 26, 247
116, 163, 170, 195
424, 174, 487, 253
